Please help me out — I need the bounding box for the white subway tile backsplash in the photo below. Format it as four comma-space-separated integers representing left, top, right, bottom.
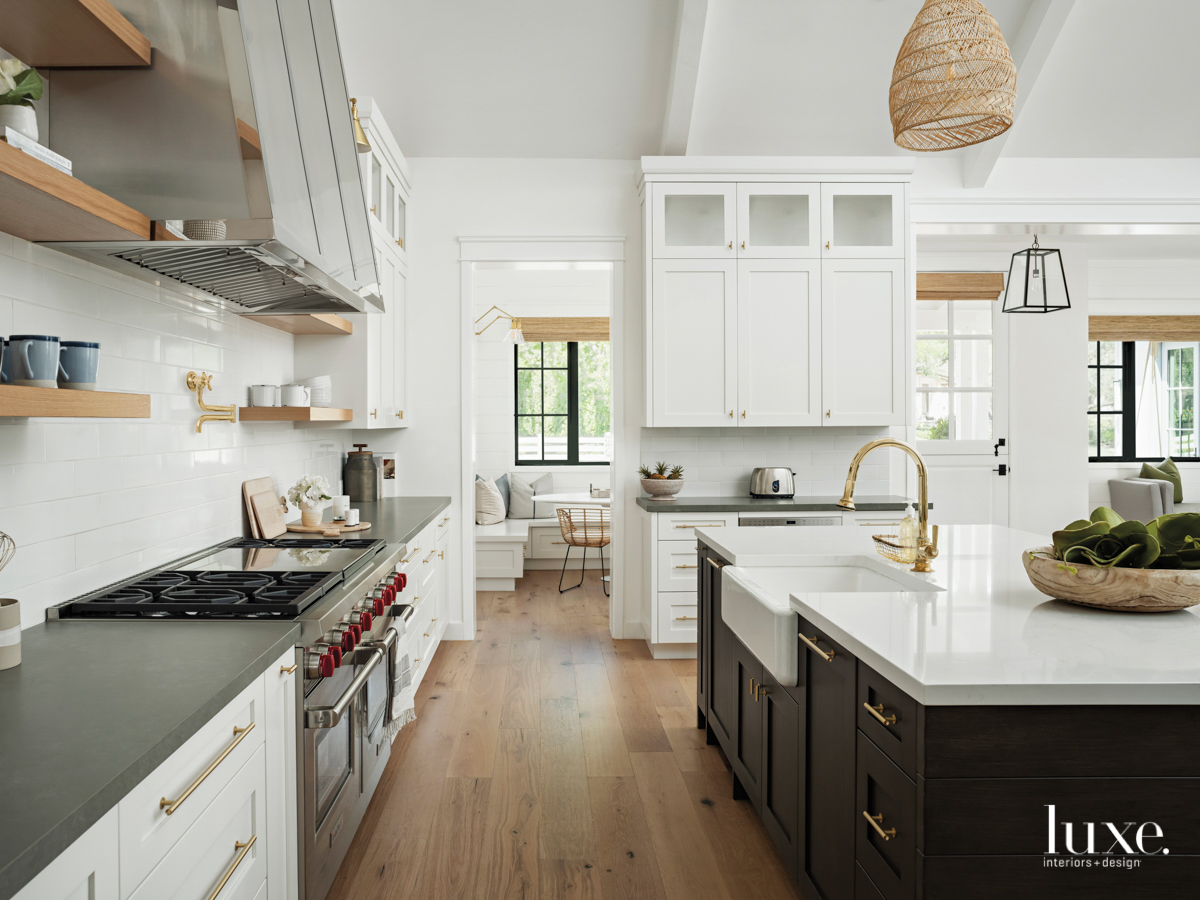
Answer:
0, 235, 355, 626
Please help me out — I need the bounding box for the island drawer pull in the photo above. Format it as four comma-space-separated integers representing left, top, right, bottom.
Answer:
280, 664, 297, 675
863, 811, 896, 841
706, 558, 725, 569
676, 523, 723, 528
800, 633, 835, 662
674, 615, 698, 621
423, 550, 438, 563
400, 547, 422, 564
160, 722, 256, 814
864, 702, 897, 726
206, 835, 257, 900
674, 563, 698, 569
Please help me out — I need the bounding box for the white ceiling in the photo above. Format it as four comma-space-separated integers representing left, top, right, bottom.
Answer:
332, 0, 1198, 162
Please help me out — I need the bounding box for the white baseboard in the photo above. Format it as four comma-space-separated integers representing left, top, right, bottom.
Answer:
476, 577, 515, 590
522, 558, 608, 570
617, 620, 645, 641
648, 642, 697, 660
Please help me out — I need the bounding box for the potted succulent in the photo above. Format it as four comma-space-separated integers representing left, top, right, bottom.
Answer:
287, 474, 333, 527
638, 461, 685, 501
0, 57, 44, 142
1023, 507, 1200, 612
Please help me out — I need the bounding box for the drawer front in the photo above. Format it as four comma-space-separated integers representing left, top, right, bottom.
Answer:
856, 862, 887, 900
11, 807, 118, 900
845, 514, 904, 529
921, 776, 1200, 856
529, 526, 570, 559
417, 544, 439, 588
656, 591, 698, 643
856, 732, 916, 900
922, 853, 1200, 900
657, 513, 737, 541
475, 541, 524, 579
120, 676, 266, 897
435, 513, 452, 545
857, 661, 918, 780
657, 541, 703, 592
129, 744, 267, 900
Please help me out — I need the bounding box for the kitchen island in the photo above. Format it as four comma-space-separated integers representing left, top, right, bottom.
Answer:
693, 524, 1200, 900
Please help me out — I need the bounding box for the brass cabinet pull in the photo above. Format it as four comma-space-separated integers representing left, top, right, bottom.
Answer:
826, 409, 831, 418
401, 548, 421, 564
552, 541, 567, 545
863, 811, 896, 841
800, 633, 835, 663
280, 664, 297, 675
423, 550, 437, 563
674, 563, 698, 569
370, 205, 377, 215
826, 240, 830, 250
442, 516, 451, 524
728, 240, 733, 249
370, 408, 377, 418
707, 558, 725, 569
439, 551, 444, 560
676, 523, 723, 529
396, 238, 403, 248
729, 410, 734, 418
864, 702, 897, 726
755, 682, 769, 700
395, 410, 403, 418
750, 677, 757, 698
675, 615, 698, 621
741, 410, 746, 419
206, 835, 258, 900
741, 240, 746, 250
160, 722, 256, 815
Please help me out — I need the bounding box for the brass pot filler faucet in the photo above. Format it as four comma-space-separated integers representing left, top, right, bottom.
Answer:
837, 439, 939, 573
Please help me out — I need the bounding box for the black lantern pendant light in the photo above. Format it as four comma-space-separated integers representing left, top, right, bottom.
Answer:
1002, 235, 1071, 313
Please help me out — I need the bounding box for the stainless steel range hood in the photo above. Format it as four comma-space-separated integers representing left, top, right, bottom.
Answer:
44, 0, 381, 314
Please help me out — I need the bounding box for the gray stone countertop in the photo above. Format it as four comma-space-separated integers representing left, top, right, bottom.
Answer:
0, 619, 300, 900
331, 496, 451, 545
635, 495, 919, 513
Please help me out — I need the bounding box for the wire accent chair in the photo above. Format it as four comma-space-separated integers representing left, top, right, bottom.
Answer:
555, 507, 610, 596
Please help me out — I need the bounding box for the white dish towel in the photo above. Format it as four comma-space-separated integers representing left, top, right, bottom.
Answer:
384, 618, 417, 742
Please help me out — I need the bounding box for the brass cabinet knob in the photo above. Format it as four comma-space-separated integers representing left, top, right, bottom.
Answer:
370, 409, 377, 418
826, 409, 831, 418
728, 410, 734, 419
396, 238, 403, 248
826, 240, 830, 249
280, 664, 298, 675
742, 410, 746, 419
741, 241, 746, 250
728, 240, 733, 249
395, 410, 403, 418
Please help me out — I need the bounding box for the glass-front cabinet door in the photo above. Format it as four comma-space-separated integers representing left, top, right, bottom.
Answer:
736, 183, 821, 258
820, 183, 905, 259
652, 183, 737, 259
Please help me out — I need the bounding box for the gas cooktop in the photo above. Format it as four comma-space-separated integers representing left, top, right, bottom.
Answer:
54, 536, 387, 620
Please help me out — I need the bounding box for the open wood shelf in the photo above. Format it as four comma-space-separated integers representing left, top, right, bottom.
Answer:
239, 407, 353, 422
0, 141, 151, 241
0, 385, 150, 418
237, 119, 263, 161
0, 0, 152, 67
243, 314, 354, 336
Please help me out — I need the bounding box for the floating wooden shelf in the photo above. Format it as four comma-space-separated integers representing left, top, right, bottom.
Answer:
238, 407, 353, 422
243, 314, 354, 336
0, 0, 152, 67
0, 141, 151, 241
237, 119, 262, 161
0, 385, 150, 418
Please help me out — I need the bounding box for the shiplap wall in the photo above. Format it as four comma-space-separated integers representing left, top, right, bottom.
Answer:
0, 234, 350, 628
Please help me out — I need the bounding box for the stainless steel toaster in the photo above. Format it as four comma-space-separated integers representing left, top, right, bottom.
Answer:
750, 467, 796, 498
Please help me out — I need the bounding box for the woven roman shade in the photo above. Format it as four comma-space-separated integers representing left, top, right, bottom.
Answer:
890, 0, 1017, 152
916, 272, 1005, 301
1089, 317, 1200, 342
520, 317, 609, 342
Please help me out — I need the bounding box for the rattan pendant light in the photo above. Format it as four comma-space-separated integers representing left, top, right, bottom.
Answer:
889, 0, 1017, 152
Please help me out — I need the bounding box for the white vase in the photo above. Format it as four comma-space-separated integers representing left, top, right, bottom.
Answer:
0, 105, 37, 142
300, 502, 323, 528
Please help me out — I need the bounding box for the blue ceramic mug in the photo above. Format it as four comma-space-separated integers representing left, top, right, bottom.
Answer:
10, 335, 60, 388
58, 341, 100, 391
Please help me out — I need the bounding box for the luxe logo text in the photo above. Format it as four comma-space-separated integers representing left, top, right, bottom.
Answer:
1045, 805, 1169, 857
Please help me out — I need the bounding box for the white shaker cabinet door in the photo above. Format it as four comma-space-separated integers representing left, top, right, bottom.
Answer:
651, 182, 737, 259
819, 183, 906, 259
735, 183, 821, 259
11, 808, 118, 900
392, 262, 408, 425
651, 259, 738, 427
821, 258, 905, 426
737, 259, 822, 426
265, 647, 299, 900
378, 251, 396, 429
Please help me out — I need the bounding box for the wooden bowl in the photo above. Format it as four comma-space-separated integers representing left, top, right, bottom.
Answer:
1022, 547, 1200, 612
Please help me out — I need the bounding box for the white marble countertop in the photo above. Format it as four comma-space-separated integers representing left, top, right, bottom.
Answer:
695, 524, 1200, 706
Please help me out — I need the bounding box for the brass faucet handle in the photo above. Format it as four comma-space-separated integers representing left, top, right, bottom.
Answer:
919, 524, 940, 560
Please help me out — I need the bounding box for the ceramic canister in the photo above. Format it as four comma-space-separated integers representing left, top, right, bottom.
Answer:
10, 335, 60, 388
250, 384, 279, 407
0, 599, 19, 670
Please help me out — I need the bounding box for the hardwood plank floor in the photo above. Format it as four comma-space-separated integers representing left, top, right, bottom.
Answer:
325, 570, 798, 900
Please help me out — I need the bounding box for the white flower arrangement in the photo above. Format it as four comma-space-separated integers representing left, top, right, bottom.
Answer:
0, 58, 43, 107
287, 474, 332, 509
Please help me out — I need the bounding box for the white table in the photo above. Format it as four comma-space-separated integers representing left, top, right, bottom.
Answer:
533, 492, 611, 508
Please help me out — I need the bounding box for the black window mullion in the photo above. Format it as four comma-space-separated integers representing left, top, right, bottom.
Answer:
1122, 341, 1137, 460
568, 342, 579, 463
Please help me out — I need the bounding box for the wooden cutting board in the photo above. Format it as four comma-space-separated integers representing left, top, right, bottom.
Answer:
285, 521, 372, 535
251, 491, 288, 539
242, 477, 275, 538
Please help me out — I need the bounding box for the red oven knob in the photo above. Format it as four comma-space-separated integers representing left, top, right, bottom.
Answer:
372, 597, 385, 617
385, 585, 396, 603
336, 629, 354, 652
348, 624, 361, 642
328, 646, 343, 668
317, 653, 334, 678
395, 572, 407, 590
361, 611, 373, 631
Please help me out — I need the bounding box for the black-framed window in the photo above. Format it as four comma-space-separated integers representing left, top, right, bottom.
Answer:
515, 341, 611, 465
1088, 340, 1200, 462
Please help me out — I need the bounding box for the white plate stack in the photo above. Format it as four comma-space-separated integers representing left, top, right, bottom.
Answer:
298, 375, 332, 407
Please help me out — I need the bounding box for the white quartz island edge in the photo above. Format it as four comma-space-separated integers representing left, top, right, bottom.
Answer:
694, 524, 1200, 706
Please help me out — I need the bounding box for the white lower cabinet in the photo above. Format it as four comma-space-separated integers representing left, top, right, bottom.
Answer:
11, 807, 119, 900
16, 651, 299, 900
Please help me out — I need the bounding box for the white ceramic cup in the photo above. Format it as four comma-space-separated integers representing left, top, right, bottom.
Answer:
0, 598, 20, 670
250, 384, 279, 407
281, 383, 311, 407
332, 495, 350, 520
344, 508, 360, 526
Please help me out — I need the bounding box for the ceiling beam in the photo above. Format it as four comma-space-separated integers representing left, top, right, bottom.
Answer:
659, 0, 709, 156
960, 0, 1076, 188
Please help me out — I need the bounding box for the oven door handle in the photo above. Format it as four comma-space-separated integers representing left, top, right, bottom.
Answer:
305, 646, 385, 729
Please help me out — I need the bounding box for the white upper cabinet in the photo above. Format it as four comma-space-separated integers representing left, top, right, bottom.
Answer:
736, 184, 821, 258
737, 260, 822, 426
821, 258, 906, 425
652, 183, 737, 259
820, 183, 905, 258
651, 259, 737, 426
358, 97, 410, 265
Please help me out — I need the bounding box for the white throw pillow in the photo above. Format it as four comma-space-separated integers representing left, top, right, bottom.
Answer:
475, 476, 506, 525
508, 472, 554, 519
